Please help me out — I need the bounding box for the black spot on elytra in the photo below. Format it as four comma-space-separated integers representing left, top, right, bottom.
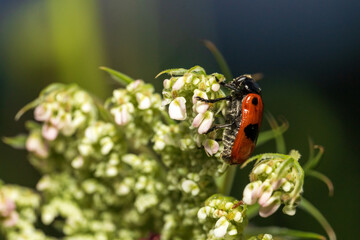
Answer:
252, 97, 258, 106
244, 124, 259, 142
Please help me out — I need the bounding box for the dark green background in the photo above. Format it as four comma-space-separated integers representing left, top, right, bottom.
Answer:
0, 1, 359, 239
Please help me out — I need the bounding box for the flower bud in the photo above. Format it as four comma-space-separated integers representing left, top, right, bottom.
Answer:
169, 97, 187, 120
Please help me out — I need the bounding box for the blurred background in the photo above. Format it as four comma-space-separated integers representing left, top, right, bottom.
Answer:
0, 0, 359, 239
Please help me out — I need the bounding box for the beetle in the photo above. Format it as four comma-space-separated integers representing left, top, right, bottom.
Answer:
196, 75, 263, 165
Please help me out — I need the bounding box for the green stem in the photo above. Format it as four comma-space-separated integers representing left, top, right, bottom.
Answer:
300, 198, 336, 240
245, 226, 326, 240
202, 40, 233, 81
247, 204, 260, 220
216, 165, 237, 195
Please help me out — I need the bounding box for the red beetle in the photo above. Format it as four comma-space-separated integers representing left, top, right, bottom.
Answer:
196, 75, 263, 164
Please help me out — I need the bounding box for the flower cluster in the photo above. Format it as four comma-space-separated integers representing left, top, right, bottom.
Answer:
106, 80, 162, 148
242, 151, 304, 217
2, 66, 330, 240
0, 183, 49, 240
197, 194, 247, 239
159, 66, 228, 157
32, 84, 97, 141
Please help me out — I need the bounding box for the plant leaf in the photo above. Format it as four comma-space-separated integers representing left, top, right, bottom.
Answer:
306, 170, 334, 196
266, 113, 287, 154
257, 118, 289, 147
2, 135, 27, 149
15, 98, 41, 121
304, 141, 324, 171
300, 198, 337, 240
202, 40, 233, 81
100, 66, 134, 86
245, 226, 326, 240
155, 68, 188, 78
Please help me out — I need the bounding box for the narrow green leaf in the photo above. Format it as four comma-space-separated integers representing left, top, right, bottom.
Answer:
100, 66, 134, 86
2, 135, 27, 149
306, 170, 334, 196
15, 98, 41, 121
246, 226, 326, 239
155, 68, 188, 78
202, 40, 233, 81
257, 119, 289, 146
266, 113, 287, 154
38, 83, 65, 97
187, 65, 206, 75
25, 121, 40, 130
304, 143, 324, 171
300, 198, 337, 240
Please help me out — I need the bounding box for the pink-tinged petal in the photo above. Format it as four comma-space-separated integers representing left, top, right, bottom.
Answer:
271, 178, 286, 190
163, 79, 171, 89
192, 113, 205, 128
172, 77, 185, 90
243, 181, 261, 205
192, 90, 208, 104
169, 97, 187, 120
258, 187, 273, 206
1, 199, 15, 217
127, 79, 142, 91
198, 111, 213, 134
42, 124, 58, 141
203, 139, 219, 156
3, 211, 19, 227
34, 105, 51, 122
195, 102, 209, 113
259, 200, 281, 218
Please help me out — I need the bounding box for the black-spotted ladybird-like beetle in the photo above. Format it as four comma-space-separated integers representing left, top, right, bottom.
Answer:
196, 75, 263, 165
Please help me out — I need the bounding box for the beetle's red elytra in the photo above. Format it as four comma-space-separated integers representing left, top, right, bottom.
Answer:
196, 75, 263, 165
229, 93, 263, 164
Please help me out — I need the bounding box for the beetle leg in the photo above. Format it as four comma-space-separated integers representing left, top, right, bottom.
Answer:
204, 122, 234, 134
196, 95, 232, 103
215, 76, 238, 91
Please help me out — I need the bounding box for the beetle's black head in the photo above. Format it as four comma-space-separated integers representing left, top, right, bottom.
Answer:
232, 75, 262, 95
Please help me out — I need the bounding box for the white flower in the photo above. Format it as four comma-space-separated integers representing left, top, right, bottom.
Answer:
111, 103, 134, 126
233, 212, 243, 222
211, 83, 220, 92
42, 124, 58, 141
34, 104, 51, 122
163, 79, 171, 89
192, 111, 214, 134
243, 181, 262, 205
172, 77, 185, 90
192, 90, 209, 113
213, 216, 230, 238
169, 97, 187, 120
203, 139, 219, 156
71, 156, 84, 169
126, 79, 142, 92
181, 179, 199, 196
100, 137, 114, 155
136, 93, 151, 109
26, 134, 49, 158
197, 207, 207, 220
263, 234, 273, 240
